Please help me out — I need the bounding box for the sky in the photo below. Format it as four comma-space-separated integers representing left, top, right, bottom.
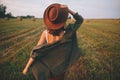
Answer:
1, 0, 120, 19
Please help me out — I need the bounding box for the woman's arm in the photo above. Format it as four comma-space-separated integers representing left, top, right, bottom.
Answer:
61, 5, 84, 31
22, 31, 46, 75
37, 30, 46, 46
68, 9, 84, 32
22, 58, 34, 75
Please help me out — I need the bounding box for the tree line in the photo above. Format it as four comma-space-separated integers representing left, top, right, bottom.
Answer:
0, 4, 14, 18
0, 4, 35, 19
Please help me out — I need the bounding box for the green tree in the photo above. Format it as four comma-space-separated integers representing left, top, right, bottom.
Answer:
6, 12, 13, 18
0, 4, 6, 18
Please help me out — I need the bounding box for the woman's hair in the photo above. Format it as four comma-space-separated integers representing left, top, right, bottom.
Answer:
48, 27, 65, 36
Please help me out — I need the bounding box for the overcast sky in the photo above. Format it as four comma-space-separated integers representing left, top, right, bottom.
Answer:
1, 0, 120, 18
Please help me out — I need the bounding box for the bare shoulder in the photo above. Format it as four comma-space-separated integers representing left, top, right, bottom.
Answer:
39, 30, 47, 40
37, 30, 47, 45
41, 30, 47, 36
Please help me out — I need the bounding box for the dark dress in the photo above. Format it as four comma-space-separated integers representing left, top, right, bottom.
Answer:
30, 13, 84, 80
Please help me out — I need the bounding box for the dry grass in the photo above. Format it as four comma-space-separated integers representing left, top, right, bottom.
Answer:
0, 19, 120, 80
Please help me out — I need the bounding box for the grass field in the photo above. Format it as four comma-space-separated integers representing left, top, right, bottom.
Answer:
0, 18, 120, 80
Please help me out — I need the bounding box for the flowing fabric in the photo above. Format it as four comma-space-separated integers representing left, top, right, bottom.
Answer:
30, 13, 84, 80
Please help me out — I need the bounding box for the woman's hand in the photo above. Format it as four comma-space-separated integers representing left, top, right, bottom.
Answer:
60, 4, 76, 15
22, 68, 28, 75
60, 4, 68, 10
22, 58, 34, 75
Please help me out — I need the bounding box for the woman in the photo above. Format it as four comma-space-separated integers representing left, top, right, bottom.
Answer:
23, 3, 83, 80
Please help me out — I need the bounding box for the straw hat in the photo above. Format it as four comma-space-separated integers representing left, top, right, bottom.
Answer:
44, 3, 68, 30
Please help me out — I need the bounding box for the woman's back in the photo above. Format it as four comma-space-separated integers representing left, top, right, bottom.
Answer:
45, 30, 65, 44
37, 27, 65, 46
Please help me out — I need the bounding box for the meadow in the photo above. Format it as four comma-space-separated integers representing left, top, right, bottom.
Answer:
0, 18, 120, 80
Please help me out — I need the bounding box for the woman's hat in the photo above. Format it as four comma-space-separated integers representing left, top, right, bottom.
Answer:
44, 3, 68, 30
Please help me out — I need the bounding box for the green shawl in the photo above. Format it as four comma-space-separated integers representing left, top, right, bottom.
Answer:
30, 13, 83, 78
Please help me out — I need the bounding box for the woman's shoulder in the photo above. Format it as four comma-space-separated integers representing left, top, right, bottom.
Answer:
39, 30, 47, 41
43, 29, 47, 33
41, 30, 47, 36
